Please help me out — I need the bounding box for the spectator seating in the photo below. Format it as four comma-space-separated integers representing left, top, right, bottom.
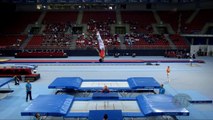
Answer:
43, 23, 69, 34
25, 35, 44, 49
82, 11, 116, 23
76, 33, 120, 50
0, 12, 41, 34
121, 11, 156, 33
124, 34, 170, 49
76, 11, 118, 50
43, 11, 78, 24
185, 9, 213, 34
0, 35, 27, 49
157, 10, 193, 33
169, 34, 189, 49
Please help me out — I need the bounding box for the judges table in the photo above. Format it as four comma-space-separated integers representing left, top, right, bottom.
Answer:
92, 92, 119, 100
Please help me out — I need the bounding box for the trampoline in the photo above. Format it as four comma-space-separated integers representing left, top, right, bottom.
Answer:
21, 94, 189, 119
48, 77, 161, 94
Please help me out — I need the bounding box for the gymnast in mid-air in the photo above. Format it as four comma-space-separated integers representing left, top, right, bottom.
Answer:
95, 29, 105, 62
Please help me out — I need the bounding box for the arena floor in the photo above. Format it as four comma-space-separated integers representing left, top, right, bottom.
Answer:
0, 56, 213, 120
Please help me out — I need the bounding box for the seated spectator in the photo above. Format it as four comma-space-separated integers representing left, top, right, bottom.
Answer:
33, 113, 41, 120
13, 75, 20, 85
103, 114, 108, 120
102, 85, 110, 93
159, 84, 165, 94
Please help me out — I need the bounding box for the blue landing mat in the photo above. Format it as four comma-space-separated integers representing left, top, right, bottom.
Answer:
177, 90, 212, 103
137, 94, 189, 116
21, 95, 74, 116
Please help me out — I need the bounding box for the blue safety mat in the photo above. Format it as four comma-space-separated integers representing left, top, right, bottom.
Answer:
128, 77, 160, 89
89, 110, 123, 120
137, 94, 189, 116
177, 90, 212, 103
21, 95, 74, 116
0, 77, 14, 87
48, 77, 83, 89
